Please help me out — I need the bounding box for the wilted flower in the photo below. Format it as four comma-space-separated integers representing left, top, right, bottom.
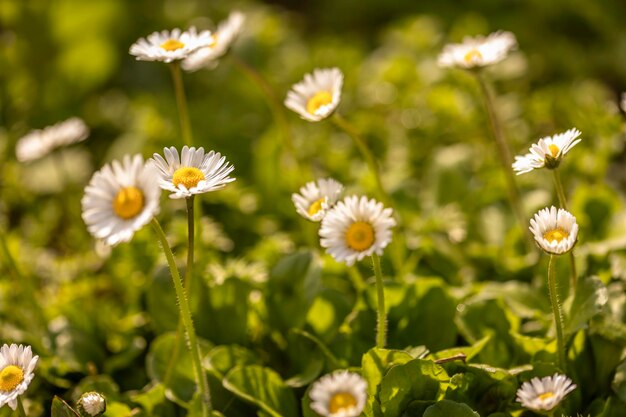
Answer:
129, 27, 214, 63
0, 344, 39, 410
516, 373, 576, 413
309, 371, 367, 417
529, 206, 578, 255
292, 178, 344, 221
319, 195, 395, 266
182, 11, 245, 71
513, 128, 582, 174
16, 117, 89, 163
150, 146, 235, 199
285, 68, 343, 122
438, 30, 517, 69
82, 155, 161, 246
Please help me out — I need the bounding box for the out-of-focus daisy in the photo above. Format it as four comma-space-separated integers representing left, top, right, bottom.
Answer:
292, 178, 344, 222
320, 195, 395, 266
285, 68, 343, 122
77, 392, 106, 417
182, 11, 245, 72
129, 27, 214, 63
150, 146, 235, 199
513, 128, 582, 174
438, 31, 517, 69
516, 374, 576, 413
529, 206, 578, 255
0, 344, 39, 410
309, 370, 367, 417
82, 155, 160, 246
16, 117, 89, 163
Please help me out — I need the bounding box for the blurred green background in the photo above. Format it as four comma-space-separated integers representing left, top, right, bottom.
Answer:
2, 0, 626, 416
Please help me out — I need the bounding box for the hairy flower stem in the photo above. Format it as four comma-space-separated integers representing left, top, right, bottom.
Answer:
169, 61, 193, 146
475, 73, 533, 253
229, 55, 304, 181
548, 254, 567, 370
552, 169, 577, 289
371, 253, 387, 348
151, 219, 211, 416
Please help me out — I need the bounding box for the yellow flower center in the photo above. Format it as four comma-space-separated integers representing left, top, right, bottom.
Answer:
308, 198, 326, 217
345, 221, 375, 252
548, 144, 560, 158
538, 391, 555, 401
306, 91, 333, 115
464, 48, 483, 64
160, 39, 185, 51
112, 187, 145, 220
172, 167, 206, 190
0, 365, 24, 392
328, 392, 357, 414
543, 228, 569, 243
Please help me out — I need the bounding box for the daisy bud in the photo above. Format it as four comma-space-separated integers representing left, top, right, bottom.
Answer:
77, 392, 106, 417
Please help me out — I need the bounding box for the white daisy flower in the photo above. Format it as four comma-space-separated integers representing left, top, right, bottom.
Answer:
320, 195, 395, 266
81, 155, 161, 246
77, 392, 106, 417
182, 11, 245, 72
438, 30, 517, 69
516, 373, 576, 413
285, 68, 343, 122
512, 128, 582, 175
150, 146, 235, 199
292, 178, 344, 222
129, 27, 214, 63
529, 206, 578, 255
309, 370, 367, 417
0, 344, 39, 410
16, 117, 89, 163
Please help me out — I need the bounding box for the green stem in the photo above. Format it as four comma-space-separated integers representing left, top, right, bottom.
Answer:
151, 219, 211, 415
228, 54, 303, 179
185, 196, 195, 289
371, 253, 387, 348
547, 254, 567, 370
17, 397, 26, 417
331, 114, 390, 207
552, 169, 577, 289
169, 61, 193, 146
475, 73, 532, 252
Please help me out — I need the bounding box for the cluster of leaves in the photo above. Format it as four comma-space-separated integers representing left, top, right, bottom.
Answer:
2, 0, 626, 417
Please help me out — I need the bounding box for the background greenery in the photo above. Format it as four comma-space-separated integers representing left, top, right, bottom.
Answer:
2, 0, 626, 416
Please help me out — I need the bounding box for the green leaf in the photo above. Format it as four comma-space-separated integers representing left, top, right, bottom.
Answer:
130, 383, 176, 417
265, 251, 321, 332
285, 330, 325, 387
205, 345, 261, 378
223, 365, 299, 417
51, 397, 80, 417
195, 277, 252, 345
379, 359, 449, 417
423, 400, 479, 417
431, 335, 491, 362
612, 359, 626, 403
566, 275, 608, 338
146, 266, 179, 333
362, 348, 413, 397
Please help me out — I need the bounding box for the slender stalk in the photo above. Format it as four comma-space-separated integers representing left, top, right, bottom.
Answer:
185, 196, 195, 289
547, 254, 567, 370
552, 169, 577, 289
169, 61, 193, 146
151, 219, 211, 415
331, 114, 390, 207
228, 54, 303, 178
17, 397, 26, 417
475, 73, 532, 252
371, 253, 387, 348
164, 196, 196, 387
